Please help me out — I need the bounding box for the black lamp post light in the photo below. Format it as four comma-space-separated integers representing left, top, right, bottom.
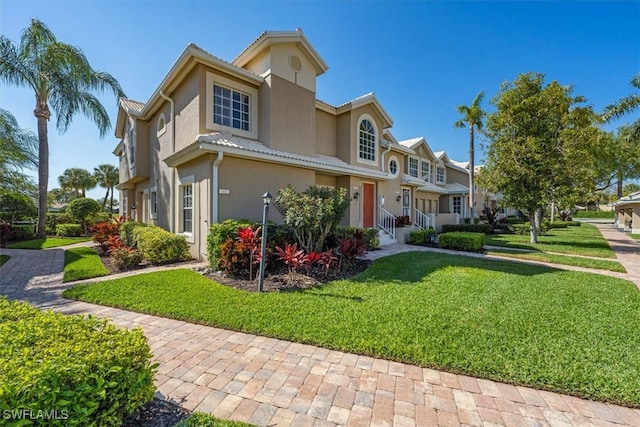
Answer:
258, 191, 272, 292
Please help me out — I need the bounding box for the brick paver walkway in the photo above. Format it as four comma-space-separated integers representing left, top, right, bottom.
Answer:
1, 227, 640, 426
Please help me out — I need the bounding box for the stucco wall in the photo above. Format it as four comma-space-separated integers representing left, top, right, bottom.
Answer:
315, 109, 337, 157
173, 67, 200, 153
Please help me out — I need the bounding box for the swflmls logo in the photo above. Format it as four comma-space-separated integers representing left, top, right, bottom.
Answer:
2, 409, 70, 420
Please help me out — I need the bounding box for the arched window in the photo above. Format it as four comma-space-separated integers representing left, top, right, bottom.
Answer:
358, 117, 376, 164
157, 113, 166, 137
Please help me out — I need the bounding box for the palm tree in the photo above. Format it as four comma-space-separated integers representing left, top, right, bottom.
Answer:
93, 164, 119, 212
603, 73, 640, 137
58, 168, 96, 198
454, 91, 485, 219
0, 19, 123, 237
0, 109, 37, 198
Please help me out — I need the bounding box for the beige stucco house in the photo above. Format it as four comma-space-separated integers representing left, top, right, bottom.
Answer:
612, 192, 640, 234
114, 30, 473, 259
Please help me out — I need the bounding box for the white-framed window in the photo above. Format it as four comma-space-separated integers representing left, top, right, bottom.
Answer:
157, 113, 166, 137
388, 155, 399, 178
150, 187, 158, 220
128, 124, 135, 165
214, 85, 250, 131
436, 166, 445, 183
182, 184, 193, 233
409, 157, 419, 178
205, 73, 258, 139
358, 118, 376, 164
452, 196, 462, 214
421, 161, 431, 183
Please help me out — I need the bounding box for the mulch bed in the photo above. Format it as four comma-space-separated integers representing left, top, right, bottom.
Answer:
122, 398, 190, 427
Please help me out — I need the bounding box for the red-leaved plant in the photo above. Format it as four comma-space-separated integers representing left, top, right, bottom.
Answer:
104, 235, 126, 254
318, 249, 338, 277
338, 237, 366, 270
236, 226, 261, 280
302, 251, 322, 275
275, 242, 305, 274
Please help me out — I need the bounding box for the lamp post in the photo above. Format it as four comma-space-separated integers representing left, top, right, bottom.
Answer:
258, 191, 272, 292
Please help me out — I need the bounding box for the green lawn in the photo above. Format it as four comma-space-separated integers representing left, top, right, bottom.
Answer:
486, 249, 626, 273
8, 237, 92, 249
63, 247, 109, 282
631, 234, 640, 240
485, 223, 615, 258
0, 255, 9, 267
176, 413, 254, 427
64, 252, 640, 407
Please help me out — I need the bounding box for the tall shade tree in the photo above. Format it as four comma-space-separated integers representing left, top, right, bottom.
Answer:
93, 164, 119, 212
0, 109, 38, 200
454, 91, 485, 219
603, 73, 640, 138
0, 18, 124, 237
482, 73, 601, 243
58, 167, 96, 198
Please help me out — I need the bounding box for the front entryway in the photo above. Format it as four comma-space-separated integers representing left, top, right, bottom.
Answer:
362, 183, 374, 228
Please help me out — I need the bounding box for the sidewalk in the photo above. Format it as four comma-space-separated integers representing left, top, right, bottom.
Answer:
1, 232, 640, 426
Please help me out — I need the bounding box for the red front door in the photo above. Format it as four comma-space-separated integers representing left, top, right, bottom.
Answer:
362, 183, 374, 228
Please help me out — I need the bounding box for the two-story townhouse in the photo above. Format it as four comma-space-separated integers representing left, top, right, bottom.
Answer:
113, 30, 473, 259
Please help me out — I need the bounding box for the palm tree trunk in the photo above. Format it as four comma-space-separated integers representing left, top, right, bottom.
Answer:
35, 100, 50, 239
469, 126, 475, 219
110, 185, 114, 214
102, 189, 109, 209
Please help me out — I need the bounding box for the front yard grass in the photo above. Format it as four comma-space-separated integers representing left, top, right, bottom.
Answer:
64, 252, 640, 407
631, 234, 640, 240
8, 237, 92, 249
0, 255, 9, 267
485, 249, 626, 272
63, 247, 109, 282
485, 223, 615, 258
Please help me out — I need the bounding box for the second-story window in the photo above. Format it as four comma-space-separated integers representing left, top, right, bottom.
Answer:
421, 161, 431, 183
358, 119, 376, 163
409, 157, 419, 178
436, 166, 445, 183
214, 85, 250, 131
129, 127, 135, 165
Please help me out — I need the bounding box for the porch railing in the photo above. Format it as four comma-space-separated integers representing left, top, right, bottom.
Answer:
414, 209, 431, 229
378, 206, 396, 240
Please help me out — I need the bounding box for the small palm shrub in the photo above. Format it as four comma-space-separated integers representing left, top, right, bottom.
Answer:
439, 232, 485, 252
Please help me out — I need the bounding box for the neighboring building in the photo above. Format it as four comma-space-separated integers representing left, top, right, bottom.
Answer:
114, 30, 473, 259
612, 192, 640, 234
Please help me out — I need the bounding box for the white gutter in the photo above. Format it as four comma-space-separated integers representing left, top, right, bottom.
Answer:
211, 152, 224, 224
380, 143, 392, 172
159, 90, 175, 232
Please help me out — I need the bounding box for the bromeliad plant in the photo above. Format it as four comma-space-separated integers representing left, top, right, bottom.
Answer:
275, 242, 305, 274
236, 226, 261, 280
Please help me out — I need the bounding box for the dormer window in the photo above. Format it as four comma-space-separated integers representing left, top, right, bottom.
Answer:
436, 166, 446, 184
214, 85, 250, 131
421, 161, 431, 183
357, 115, 377, 165
409, 157, 419, 178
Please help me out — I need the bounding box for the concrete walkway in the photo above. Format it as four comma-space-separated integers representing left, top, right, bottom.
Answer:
1, 229, 640, 426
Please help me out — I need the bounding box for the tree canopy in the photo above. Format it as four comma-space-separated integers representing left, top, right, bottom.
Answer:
0, 18, 123, 237
481, 72, 602, 243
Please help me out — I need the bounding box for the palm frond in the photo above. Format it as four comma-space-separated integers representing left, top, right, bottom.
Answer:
603, 94, 640, 122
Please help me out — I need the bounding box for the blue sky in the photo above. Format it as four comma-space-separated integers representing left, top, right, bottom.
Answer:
1, 0, 639, 200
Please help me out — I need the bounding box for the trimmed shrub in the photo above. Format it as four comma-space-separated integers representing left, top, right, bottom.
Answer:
573, 211, 615, 219
439, 232, 485, 252
0, 298, 156, 426
45, 213, 77, 235
92, 221, 121, 247
134, 225, 190, 264
8, 224, 36, 241
207, 219, 251, 269
67, 198, 102, 234
567, 221, 582, 227
219, 238, 251, 277
120, 221, 148, 247
56, 223, 83, 237
441, 223, 493, 234
408, 229, 437, 245
111, 247, 144, 270
505, 217, 525, 224
330, 226, 380, 250
508, 223, 548, 235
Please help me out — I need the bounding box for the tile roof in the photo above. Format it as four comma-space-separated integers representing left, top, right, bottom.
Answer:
398, 137, 424, 148
186, 132, 391, 179
443, 182, 469, 194
451, 160, 469, 169
120, 98, 145, 114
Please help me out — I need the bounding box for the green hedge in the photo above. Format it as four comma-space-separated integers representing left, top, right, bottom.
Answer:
566, 221, 582, 227
207, 220, 252, 269
545, 222, 568, 229
56, 223, 83, 237
8, 224, 36, 241
573, 211, 615, 219
46, 213, 78, 235
120, 221, 148, 247
438, 232, 485, 252
505, 217, 525, 224
441, 223, 493, 234
408, 229, 437, 245
508, 223, 548, 235
134, 225, 190, 264
0, 298, 156, 426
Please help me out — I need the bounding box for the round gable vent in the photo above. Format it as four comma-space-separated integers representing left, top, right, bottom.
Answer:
289, 55, 302, 72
